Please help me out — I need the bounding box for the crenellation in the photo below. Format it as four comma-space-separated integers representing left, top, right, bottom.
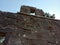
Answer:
20, 5, 44, 16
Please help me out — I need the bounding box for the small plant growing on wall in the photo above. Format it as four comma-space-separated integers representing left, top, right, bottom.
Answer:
44, 13, 55, 19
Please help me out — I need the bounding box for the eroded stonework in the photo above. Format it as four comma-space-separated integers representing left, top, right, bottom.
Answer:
20, 5, 44, 16
0, 6, 60, 45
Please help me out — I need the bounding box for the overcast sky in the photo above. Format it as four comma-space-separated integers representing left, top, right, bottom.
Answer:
0, 0, 60, 19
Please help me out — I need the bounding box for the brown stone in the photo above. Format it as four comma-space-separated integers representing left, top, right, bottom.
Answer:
0, 6, 60, 45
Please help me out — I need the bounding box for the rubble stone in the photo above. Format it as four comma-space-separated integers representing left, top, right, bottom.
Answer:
0, 6, 60, 45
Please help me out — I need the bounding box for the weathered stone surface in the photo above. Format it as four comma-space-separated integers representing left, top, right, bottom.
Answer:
20, 5, 44, 16
0, 6, 60, 45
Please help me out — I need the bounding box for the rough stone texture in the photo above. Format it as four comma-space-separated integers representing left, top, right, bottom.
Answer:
20, 5, 44, 16
0, 6, 60, 45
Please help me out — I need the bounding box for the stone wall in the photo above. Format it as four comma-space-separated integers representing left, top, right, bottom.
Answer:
20, 6, 44, 16
0, 10, 60, 45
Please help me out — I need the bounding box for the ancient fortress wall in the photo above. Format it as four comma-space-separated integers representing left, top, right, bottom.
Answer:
0, 6, 60, 45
